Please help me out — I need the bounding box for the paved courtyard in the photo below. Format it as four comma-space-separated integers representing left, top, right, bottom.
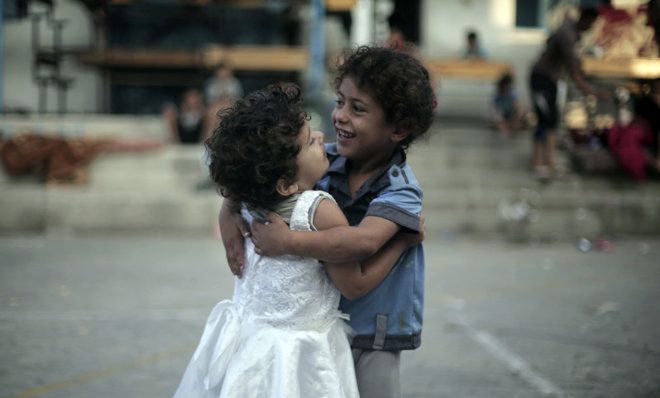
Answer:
1, 233, 659, 398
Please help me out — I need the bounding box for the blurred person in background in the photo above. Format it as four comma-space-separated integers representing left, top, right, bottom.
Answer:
647, 0, 660, 49
491, 73, 530, 137
163, 88, 207, 144
529, 7, 609, 178
464, 30, 487, 60
204, 62, 244, 137
609, 78, 660, 181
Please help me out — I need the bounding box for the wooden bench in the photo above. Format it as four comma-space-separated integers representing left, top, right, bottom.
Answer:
425, 59, 512, 80
76, 46, 309, 72
78, 51, 518, 77
202, 46, 308, 72
77, 49, 202, 69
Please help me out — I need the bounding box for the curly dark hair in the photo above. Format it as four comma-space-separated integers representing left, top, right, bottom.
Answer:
334, 46, 435, 150
206, 84, 308, 210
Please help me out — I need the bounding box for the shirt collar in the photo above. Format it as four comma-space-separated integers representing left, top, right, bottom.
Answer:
326, 145, 407, 194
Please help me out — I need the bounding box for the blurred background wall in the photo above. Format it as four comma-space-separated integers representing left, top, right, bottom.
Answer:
1, 0, 549, 115
1, 0, 651, 116
3, 0, 100, 113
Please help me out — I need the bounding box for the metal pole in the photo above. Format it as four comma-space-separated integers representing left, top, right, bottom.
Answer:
308, 0, 325, 106
0, 0, 4, 112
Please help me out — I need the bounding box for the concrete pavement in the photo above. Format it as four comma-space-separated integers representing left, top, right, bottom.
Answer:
1, 234, 659, 398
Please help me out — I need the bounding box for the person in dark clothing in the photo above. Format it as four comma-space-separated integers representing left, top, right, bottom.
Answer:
164, 88, 207, 144
647, 0, 660, 49
529, 7, 608, 178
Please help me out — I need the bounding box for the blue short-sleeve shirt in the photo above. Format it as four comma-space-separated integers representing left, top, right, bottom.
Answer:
316, 143, 425, 351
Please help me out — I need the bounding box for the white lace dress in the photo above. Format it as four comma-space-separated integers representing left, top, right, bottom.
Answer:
174, 191, 359, 398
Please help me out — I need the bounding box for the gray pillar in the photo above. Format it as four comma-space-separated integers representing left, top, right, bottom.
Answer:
0, 0, 4, 112
308, 0, 325, 105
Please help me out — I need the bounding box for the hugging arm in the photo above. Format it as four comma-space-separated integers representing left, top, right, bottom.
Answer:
218, 198, 250, 277
312, 199, 423, 300
250, 213, 402, 263
251, 183, 422, 263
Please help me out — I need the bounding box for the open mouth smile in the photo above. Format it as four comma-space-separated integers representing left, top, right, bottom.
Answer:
336, 129, 356, 140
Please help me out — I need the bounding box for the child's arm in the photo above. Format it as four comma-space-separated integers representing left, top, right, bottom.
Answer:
250, 209, 409, 264
313, 199, 422, 299
218, 198, 250, 277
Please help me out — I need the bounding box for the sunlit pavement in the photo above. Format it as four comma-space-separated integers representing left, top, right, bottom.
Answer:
1, 234, 658, 398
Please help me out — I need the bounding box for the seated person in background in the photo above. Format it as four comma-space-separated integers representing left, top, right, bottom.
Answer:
491, 73, 529, 137
608, 82, 660, 181
163, 88, 207, 145
204, 62, 244, 137
607, 79, 660, 181
608, 110, 659, 181
464, 30, 487, 60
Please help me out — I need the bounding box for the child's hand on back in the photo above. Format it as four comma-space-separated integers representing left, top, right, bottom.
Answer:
250, 213, 290, 256
219, 207, 250, 278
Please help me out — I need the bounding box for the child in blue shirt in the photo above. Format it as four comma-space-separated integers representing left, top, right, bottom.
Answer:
219, 46, 435, 398
492, 73, 527, 137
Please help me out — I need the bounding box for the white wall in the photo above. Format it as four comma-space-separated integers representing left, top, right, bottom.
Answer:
3, 1, 100, 113
420, 0, 548, 115
2, 0, 550, 115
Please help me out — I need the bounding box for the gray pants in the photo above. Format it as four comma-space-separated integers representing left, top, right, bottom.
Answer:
352, 349, 401, 398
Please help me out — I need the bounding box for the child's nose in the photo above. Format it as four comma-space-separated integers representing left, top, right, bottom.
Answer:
333, 106, 347, 123
312, 130, 324, 145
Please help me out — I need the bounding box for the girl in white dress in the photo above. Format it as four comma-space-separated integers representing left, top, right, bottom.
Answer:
174, 84, 421, 398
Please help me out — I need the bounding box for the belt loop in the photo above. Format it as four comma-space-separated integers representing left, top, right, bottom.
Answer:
372, 313, 388, 350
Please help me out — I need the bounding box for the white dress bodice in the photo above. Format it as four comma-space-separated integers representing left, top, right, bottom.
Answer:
234, 190, 343, 329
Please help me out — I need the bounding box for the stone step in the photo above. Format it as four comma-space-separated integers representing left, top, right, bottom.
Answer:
86, 147, 207, 191
0, 184, 221, 235
3, 178, 658, 238
2, 115, 659, 239
3, 195, 654, 239
409, 147, 561, 170
0, 115, 167, 139
80, 146, 654, 197
414, 169, 617, 191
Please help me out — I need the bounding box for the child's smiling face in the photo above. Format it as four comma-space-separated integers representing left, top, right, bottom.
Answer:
293, 121, 329, 191
332, 76, 401, 166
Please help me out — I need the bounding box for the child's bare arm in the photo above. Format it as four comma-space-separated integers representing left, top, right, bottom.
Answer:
218, 199, 250, 277
250, 211, 402, 263
313, 199, 422, 299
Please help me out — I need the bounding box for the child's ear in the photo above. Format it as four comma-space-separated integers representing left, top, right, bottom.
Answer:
276, 178, 299, 197
389, 128, 410, 144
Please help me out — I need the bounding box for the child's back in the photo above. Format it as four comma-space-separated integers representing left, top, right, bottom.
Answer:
233, 192, 343, 329
175, 190, 358, 397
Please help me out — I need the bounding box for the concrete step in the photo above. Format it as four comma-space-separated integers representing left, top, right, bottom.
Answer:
3, 171, 658, 238
1, 115, 659, 239
413, 169, 618, 191
87, 146, 207, 191
421, 188, 660, 238
1, 184, 221, 235
0, 115, 168, 139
